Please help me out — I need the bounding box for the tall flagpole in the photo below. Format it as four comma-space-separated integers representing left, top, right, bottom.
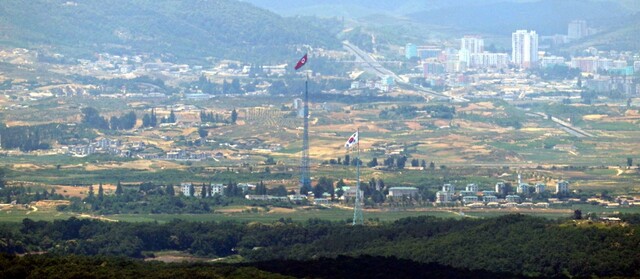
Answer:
300, 73, 310, 195
353, 128, 363, 225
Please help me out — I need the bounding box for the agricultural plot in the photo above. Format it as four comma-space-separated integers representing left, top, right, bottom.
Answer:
243, 107, 298, 128
0, 205, 460, 223
3, 95, 640, 197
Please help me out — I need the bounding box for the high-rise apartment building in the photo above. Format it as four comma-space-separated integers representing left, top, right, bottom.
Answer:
461, 35, 484, 54
459, 35, 484, 66
512, 30, 539, 69
568, 20, 588, 40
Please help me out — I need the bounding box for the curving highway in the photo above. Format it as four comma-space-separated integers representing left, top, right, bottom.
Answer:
343, 41, 465, 101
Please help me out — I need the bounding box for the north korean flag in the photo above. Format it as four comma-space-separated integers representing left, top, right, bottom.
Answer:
294, 53, 308, 70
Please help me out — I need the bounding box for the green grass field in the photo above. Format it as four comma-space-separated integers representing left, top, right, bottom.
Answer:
0, 206, 460, 223
104, 208, 462, 223
0, 209, 76, 222
3, 201, 640, 224
463, 204, 640, 219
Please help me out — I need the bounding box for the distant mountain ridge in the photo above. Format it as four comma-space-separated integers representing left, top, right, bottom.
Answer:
244, 0, 638, 51
243, 0, 637, 19
408, 0, 631, 35
0, 0, 341, 62
243, 0, 508, 18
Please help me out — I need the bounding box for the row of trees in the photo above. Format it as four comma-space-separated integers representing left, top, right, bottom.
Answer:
161, 110, 177, 124
326, 155, 436, 170
326, 155, 362, 167
0, 123, 61, 151
81, 107, 137, 130
140, 109, 177, 127
81, 107, 183, 130
68, 181, 214, 214
141, 109, 158, 128
108, 111, 137, 130
64, 181, 292, 214
379, 105, 455, 120
309, 176, 389, 204
200, 109, 237, 124
200, 111, 226, 123
1, 186, 65, 204
80, 107, 109, 129
196, 76, 245, 94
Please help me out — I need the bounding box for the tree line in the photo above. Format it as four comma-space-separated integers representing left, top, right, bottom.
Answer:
325, 155, 436, 171
199, 109, 237, 124
81, 107, 138, 130
0, 254, 511, 279
55, 181, 291, 215
0, 123, 59, 151
0, 122, 94, 152
0, 186, 65, 205
379, 105, 455, 120
1, 214, 639, 277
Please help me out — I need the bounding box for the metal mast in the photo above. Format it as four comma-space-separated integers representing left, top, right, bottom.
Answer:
353, 129, 363, 225
300, 75, 311, 195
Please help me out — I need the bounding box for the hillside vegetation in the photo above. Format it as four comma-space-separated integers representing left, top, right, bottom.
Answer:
0, 0, 341, 62
2, 215, 640, 277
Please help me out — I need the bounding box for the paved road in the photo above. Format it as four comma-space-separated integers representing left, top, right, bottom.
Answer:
343, 41, 403, 82
530, 112, 595, 138
343, 41, 461, 101
550, 116, 594, 138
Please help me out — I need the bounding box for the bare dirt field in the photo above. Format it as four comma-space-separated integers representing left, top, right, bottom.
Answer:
49, 184, 117, 198
268, 207, 296, 214
84, 160, 185, 172
32, 200, 70, 209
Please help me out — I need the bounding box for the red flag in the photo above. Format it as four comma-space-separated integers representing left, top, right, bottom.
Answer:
294, 53, 308, 70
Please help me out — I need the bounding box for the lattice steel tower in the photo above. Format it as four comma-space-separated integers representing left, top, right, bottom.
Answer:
299, 78, 311, 195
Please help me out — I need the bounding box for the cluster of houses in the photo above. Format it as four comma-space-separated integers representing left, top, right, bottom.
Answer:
165, 149, 211, 161
434, 178, 571, 208
179, 182, 303, 202
58, 135, 225, 161
587, 195, 640, 208
350, 76, 395, 93
309, 179, 572, 207
173, 179, 640, 210
137, 149, 224, 161
61, 138, 144, 157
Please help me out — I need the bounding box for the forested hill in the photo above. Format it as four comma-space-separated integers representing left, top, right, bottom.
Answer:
0, 0, 341, 62
3, 214, 640, 277
243, 0, 506, 18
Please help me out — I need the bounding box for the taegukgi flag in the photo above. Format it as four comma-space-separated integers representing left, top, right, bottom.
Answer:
345, 131, 358, 149
294, 53, 308, 70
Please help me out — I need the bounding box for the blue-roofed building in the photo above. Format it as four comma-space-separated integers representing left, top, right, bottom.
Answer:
405, 43, 418, 59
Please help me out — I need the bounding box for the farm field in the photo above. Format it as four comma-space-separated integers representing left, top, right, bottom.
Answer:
3, 96, 640, 226
5, 162, 640, 196
5, 98, 640, 168
3, 202, 639, 224
0, 204, 460, 223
